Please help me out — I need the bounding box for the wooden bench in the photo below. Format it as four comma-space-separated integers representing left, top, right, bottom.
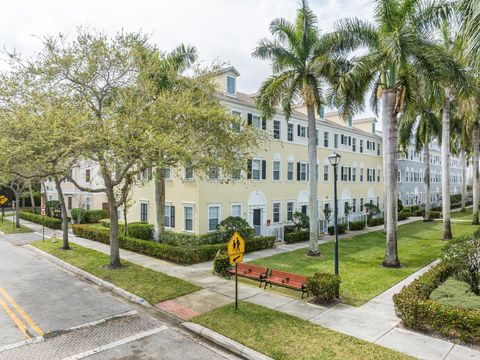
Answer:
265, 269, 309, 299
229, 263, 269, 287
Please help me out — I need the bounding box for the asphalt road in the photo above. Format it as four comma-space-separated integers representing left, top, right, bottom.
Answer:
0, 232, 236, 359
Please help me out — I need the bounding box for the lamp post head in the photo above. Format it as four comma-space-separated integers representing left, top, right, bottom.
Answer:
328, 152, 341, 166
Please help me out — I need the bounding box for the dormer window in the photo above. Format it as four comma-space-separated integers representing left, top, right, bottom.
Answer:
348, 116, 353, 128
227, 76, 236, 96
319, 106, 325, 119
372, 123, 376, 133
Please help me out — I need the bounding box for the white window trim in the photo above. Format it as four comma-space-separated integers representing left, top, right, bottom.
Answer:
230, 203, 243, 218
207, 204, 222, 232
272, 160, 281, 181
272, 201, 281, 224
226, 75, 236, 96
165, 202, 173, 229
251, 157, 263, 181
183, 205, 194, 233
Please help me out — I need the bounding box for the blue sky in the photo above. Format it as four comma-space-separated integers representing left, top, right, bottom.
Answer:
0, 0, 376, 116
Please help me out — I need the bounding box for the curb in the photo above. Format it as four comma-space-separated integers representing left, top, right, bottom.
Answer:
25, 245, 151, 308
182, 322, 273, 360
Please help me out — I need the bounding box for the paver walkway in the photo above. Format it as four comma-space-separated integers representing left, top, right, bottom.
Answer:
17, 218, 480, 360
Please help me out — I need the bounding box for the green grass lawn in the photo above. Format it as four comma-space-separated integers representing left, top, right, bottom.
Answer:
32, 240, 200, 304
430, 277, 480, 310
252, 221, 478, 306
0, 218, 32, 234
450, 208, 473, 220
193, 303, 412, 360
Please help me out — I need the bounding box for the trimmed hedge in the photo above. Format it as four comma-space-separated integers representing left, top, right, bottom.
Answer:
285, 230, 309, 244
367, 217, 384, 227
307, 272, 341, 303
99, 219, 154, 240
72, 225, 275, 265
327, 223, 347, 235
349, 221, 366, 231
19, 211, 62, 229
398, 208, 411, 221
71, 208, 107, 224
393, 262, 480, 344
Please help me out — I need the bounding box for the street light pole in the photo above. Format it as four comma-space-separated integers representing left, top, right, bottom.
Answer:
328, 152, 341, 298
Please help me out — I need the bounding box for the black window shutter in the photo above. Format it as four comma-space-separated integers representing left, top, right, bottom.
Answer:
341, 134, 344, 144
262, 117, 266, 130
171, 206, 175, 228
297, 124, 301, 136
247, 159, 252, 179
247, 113, 252, 125
306, 164, 309, 181
262, 160, 266, 180
297, 162, 301, 181
373, 169, 376, 180
348, 136, 351, 146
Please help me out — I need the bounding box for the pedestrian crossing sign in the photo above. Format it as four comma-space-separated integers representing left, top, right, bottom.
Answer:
0, 195, 8, 205
228, 231, 245, 264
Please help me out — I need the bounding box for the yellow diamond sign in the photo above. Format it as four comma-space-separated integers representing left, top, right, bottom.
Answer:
0, 196, 8, 206
228, 231, 245, 264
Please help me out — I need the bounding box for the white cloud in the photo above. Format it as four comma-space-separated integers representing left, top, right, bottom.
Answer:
0, 0, 376, 116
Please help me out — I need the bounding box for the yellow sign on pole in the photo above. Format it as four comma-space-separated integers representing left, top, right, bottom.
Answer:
0, 196, 8, 206
228, 231, 245, 264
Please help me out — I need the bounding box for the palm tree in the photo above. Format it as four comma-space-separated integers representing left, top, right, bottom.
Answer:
399, 95, 440, 222
252, 0, 353, 256
137, 44, 197, 236
328, 0, 464, 264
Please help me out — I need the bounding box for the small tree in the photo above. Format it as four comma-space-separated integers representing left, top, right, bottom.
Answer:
293, 212, 309, 231
323, 206, 332, 228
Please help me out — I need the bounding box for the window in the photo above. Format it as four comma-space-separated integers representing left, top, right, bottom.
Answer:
184, 206, 193, 231
185, 162, 194, 180
252, 115, 262, 129
67, 196, 72, 210
287, 123, 294, 141
85, 169, 91, 183
323, 165, 329, 181
405, 170, 409, 182
227, 76, 236, 95
377, 170, 380, 182
273, 202, 281, 223
360, 139, 364, 153
140, 203, 148, 222
298, 125, 307, 137
334, 134, 339, 148
208, 206, 220, 231
360, 198, 364, 212
352, 198, 357, 213
287, 162, 294, 181
352, 168, 356, 182
85, 198, 91, 211
287, 202, 294, 221
165, 205, 175, 228
231, 111, 241, 132
377, 143, 381, 156
298, 162, 308, 181
273, 161, 281, 180
319, 106, 325, 118
360, 168, 364, 182
232, 168, 241, 180
348, 116, 353, 128
323, 131, 329, 147
208, 166, 219, 180
273, 120, 281, 140
352, 138, 356, 152
252, 159, 261, 180
316, 130, 319, 146
372, 123, 376, 133
164, 167, 171, 179
398, 170, 401, 182
231, 204, 242, 217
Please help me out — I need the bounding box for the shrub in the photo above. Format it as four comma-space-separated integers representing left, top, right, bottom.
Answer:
367, 217, 384, 227
71, 208, 106, 224
307, 272, 341, 303
293, 211, 309, 230
349, 221, 365, 231
393, 262, 480, 344
430, 210, 441, 219
327, 223, 347, 235
159, 231, 199, 246
72, 225, 274, 265
409, 205, 420, 212
19, 211, 62, 229
216, 216, 255, 242
99, 218, 110, 228
284, 225, 296, 235
96, 219, 153, 240
213, 250, 230, 277
398, 208, 411, 221
285, 230, 309, 244
46, 200, 61, 217
398, 199, 404, 212
413, 209, 423, 216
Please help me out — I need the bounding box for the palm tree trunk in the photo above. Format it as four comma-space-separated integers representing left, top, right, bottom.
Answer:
382, 103, 388, 233
54, 177, 70, 250
442, 97, 453, 239
424, 145, 431, 221
460, 150, 466, 212
472, 122, 479, 224
306, 104, 319, 256
154, 168, 166, 240
382, 90, 400, 267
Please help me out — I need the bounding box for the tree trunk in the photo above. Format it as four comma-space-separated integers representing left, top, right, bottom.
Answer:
54, 177, 70, 250
306, 104, 319, 256
123, 200, 128, 237
14, 190, 20, 228
424, 145, 431, 221
154, 168, 166, 240
442, 97, 453, 240
105, 185, 121, 268
41, 179, 48, 212
382, 90, 400, 267
382, 103, 388, 233
472, 122, 479, 224
28, 182, 36, 211
460, 149, 466, 212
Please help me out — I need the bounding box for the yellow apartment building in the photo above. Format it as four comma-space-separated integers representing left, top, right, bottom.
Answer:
128, 67, 384, 238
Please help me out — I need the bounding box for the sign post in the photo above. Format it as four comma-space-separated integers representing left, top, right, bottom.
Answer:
227, 231, 245, 310
12, 201, 15, 231
0, 195, 7, 223
40, 204, 46, 242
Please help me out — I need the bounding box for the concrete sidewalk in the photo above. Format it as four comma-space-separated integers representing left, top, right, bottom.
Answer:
16, 218, 480, 360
